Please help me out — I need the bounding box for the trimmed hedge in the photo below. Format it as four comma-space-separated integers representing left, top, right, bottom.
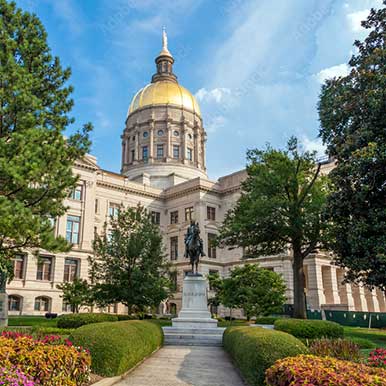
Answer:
57, 313, 118, 329
223, 326, 308, 386
266, 354, 386, 385
69, 320, 163, 377
274, 318, 344, 339
255, 317, 280, 325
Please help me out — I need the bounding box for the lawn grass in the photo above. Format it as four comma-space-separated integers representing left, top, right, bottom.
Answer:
344, 326, 386, 349
8, 316, 58, 327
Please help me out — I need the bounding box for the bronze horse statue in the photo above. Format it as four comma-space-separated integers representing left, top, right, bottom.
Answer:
184, 222, 205, 275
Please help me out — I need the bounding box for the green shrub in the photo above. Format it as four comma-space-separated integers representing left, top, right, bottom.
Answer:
117, 314, 137, 321
255, 317, 279, 325
309, 338, 362, 362
223, 326, 308, 386
346, 336, 376, 349
30, 326, 75, 337
69, 320, 163, 377
274, 318, 344, 339
57, 313, 118, 329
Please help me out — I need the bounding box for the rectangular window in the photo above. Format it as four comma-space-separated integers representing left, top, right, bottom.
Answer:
151, 211, 161, 225
187, 148, 193, 161
142, 146, 148, 161
95, 199, 99, 214
173, 145, 180, 159
208, 233, 217, 258
63, 258, 79, 282
36, 257, 53, 281
108, 203, 120, 218
131, 149, 135, 162
170, 210, 179, 224
66, 215, 81, 244
185, 207, 194, 222
13, 255, 25, 280
62, 301, 72, 313
156, 144, 164, 159
170, 236, 178, 260
207, 206, 216, 221
70, 185, 83, 200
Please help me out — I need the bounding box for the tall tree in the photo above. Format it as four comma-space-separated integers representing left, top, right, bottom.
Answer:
217, 138, 330, 318
209, 265, 286, 320
0, 0, 92, 277
57, 278, 93, 313
319, 3, 386, 291
89, 205, 171, 314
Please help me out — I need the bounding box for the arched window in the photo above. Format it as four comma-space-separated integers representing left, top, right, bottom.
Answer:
8, 295, 22, 311
169, 302, 177, 315
34, 296, 51, 312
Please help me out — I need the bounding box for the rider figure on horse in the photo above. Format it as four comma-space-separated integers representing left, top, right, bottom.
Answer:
184, 220, 205, 259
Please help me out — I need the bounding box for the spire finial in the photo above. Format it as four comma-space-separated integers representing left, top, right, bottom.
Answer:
162, 26, 168, 51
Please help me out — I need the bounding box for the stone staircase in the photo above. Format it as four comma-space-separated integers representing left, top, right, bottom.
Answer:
163, 327, 226, 347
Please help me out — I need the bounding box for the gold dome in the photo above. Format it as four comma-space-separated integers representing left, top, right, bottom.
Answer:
128, 80, 201, 116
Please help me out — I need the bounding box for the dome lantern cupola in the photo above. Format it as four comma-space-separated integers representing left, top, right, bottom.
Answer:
152, 28, 177, 84
122, 29, 207, 189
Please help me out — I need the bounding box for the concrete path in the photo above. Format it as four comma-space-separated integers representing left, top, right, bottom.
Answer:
114, 346, 245, 386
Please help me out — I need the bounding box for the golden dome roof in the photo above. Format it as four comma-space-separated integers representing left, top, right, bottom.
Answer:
128, 80, 201, 117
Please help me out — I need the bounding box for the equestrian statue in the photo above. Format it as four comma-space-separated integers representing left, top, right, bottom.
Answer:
184, 220, 205, 275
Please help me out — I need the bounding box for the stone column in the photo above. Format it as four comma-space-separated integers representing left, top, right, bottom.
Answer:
193, 125, 199, 167
149, 122, 154, 161
0, 293, 8, 327
166, 123, 172, 159
322, 266, 341, 305
181, 120, 186, 163
365, 288, 380, 312
352, 285, 368, 311
306, 260, 326, 309
376, 289, 386, 312
135, 128, 139, 162
336, 269, 355, 310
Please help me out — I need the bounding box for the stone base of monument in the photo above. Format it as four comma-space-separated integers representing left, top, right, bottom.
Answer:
0, 293, 8, 328
163, 274, 225, 346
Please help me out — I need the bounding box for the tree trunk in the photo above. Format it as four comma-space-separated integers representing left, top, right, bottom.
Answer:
293, 245, 306, 319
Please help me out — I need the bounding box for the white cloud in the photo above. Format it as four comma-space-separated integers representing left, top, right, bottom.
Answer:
347, 9, 370, 32
195, 88, 232, 104
301, 136, 327, 158
205, 115, 227, 134
316, 63, 350, 83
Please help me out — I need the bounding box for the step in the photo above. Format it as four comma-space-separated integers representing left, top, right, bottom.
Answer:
162, 326, 225, 347
163, 327, 226, 335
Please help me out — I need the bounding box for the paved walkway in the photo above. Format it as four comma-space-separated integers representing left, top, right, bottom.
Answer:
115, 346, 245, 386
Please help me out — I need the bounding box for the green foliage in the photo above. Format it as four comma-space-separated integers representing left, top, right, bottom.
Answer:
345, 337, 376, 349
255, 316, 281, 325
309, 338, 362, 361
89, 205, 171, 313
30, 327, 75, 337
318, 3, 386, 290
344, 327, 386, 349
223, 326, 308, 386
274, 318, 344, 339
217, 138, 330, 318
0, 0, 92, 273
69, 320, 163, 377
57, 313, 118, 329
57, 278, 94, 313
7, 316, 57, 327
209, 265, 286, 320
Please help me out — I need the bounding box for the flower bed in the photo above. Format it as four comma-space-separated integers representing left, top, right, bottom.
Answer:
0, 331, 91, 385
265, 354, 386, 386
368, 348, 386, 369
0, 366, 35, 386
309, 338, 362, 362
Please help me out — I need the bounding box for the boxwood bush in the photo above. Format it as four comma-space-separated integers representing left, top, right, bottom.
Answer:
69, 320, 163, 377
274, 318, 344, 339
223, 326, 308, 386
57, 313, 118, 329
255, 317, 280, 325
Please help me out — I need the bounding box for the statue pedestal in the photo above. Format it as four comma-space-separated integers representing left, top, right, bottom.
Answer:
0, 293, 8, 327
172, 274, 218, 328
163, 274, 224, 346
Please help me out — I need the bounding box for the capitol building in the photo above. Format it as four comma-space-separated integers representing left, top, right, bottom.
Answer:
7, 33, 386, 317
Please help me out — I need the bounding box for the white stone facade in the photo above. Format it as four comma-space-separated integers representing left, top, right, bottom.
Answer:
6, 34, 386, 317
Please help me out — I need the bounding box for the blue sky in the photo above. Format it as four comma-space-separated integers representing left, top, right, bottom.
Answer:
16, 0, 382, 179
